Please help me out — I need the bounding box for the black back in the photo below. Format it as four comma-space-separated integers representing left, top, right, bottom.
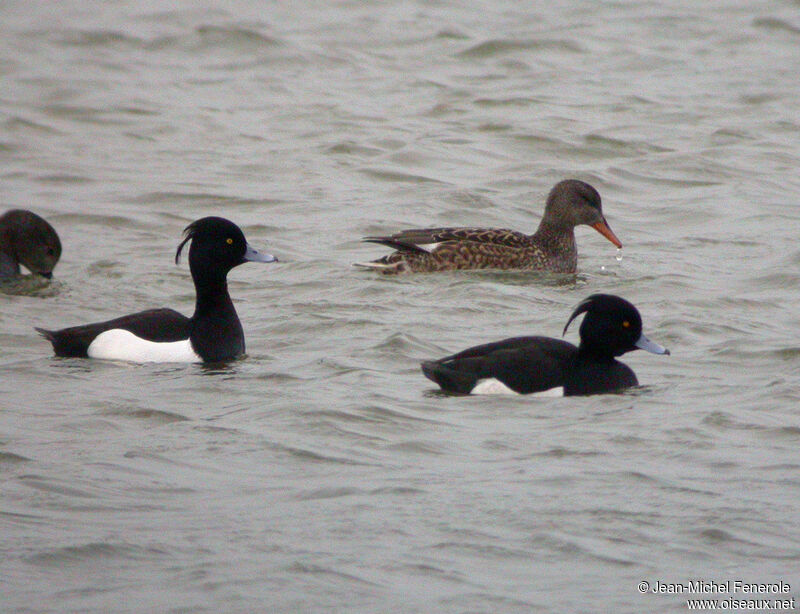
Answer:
422, 336, 577, 394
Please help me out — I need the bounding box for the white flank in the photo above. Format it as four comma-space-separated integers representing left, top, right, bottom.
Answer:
530, 386, 564, 398
87, 329, 202, 363
416, 242, 441, 253
471, 379, 564, 397
471, 378, 520, 395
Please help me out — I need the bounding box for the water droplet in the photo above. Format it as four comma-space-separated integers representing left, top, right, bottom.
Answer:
615, 248, 623, 262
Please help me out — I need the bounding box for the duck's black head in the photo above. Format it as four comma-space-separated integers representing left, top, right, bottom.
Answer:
563, 293, 669, 358
175, 216, 275, 283
1, 209, 61, 278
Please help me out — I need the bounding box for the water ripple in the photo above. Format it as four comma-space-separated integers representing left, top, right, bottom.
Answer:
458, 38, 583, 58
26, 541, 169, 566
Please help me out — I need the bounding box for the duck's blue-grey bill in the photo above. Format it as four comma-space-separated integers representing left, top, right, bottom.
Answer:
244, 243, 277, 263
635, 334, 670, 355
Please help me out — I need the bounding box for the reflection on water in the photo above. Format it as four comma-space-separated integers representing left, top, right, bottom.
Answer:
198, 361, 241, 377
0, 275, 62, 297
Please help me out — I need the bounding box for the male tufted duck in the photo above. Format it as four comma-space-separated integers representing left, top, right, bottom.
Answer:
36, 217, 275, 363
421, 294, 669, 396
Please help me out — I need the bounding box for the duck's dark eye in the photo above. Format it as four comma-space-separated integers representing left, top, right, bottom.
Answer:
226, 238, 233, 245
46, 248, 55, 256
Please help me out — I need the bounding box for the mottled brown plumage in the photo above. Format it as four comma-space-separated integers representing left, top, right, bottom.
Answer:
356, 179, 621, 274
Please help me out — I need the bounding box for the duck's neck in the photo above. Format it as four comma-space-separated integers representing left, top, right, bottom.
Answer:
191, 273, 235, 320
576, 343, 616, 363
190, 271, 245, 362
0, 251, 20, 277
0, 223, 15, 256
0, 223, 21, 277
534, 218, 575, 248
532, 220, 577, 272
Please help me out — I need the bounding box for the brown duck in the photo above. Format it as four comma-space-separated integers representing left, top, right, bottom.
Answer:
355, 179, 621, 274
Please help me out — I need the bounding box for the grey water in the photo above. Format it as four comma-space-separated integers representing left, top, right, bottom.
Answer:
2, 1, 800, 612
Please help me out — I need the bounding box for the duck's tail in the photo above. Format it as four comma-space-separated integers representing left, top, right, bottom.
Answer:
420, 360, 476, 394
351, 259, 405, 274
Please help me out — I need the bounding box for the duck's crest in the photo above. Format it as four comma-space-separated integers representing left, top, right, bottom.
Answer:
175, 219, 202, 265
563, 294, 603, 336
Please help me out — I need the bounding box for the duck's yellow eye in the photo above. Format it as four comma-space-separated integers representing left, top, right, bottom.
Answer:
622, 320, 630, 328
226, 238, 233, 245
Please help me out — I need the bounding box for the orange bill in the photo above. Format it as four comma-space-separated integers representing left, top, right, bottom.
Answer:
591, 218, 622, 248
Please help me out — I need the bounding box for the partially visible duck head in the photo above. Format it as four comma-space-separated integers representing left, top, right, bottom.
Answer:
544, 180, 622, 248
0, 209, 61, 278
563, 293, 669, 357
